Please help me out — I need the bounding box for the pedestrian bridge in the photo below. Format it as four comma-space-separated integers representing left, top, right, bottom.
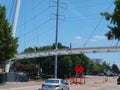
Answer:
10, 46, 120, 61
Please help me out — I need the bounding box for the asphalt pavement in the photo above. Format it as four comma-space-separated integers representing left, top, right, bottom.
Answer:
0, 76, 120, 90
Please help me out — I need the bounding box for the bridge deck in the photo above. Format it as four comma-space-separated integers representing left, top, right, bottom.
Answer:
9, 46, 120, 61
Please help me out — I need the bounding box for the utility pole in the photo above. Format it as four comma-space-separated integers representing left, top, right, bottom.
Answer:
50, 0, 65, 78
54, 0, 59, 78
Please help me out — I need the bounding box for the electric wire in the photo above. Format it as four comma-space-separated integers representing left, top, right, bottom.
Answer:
65, 1, 114, 23
68, 0, 92, 4
32, 0, 40, 48
16, 0, 50, 51
7, 0, 15, 25
11, 0, 17, 27
82, 0, 114, 47
9, 0, 116, 52
31, 0, 47, 10
23, 0, 27, 50
6, 0, 12, 22
24, 19, 50, 37
17, 7, 50, 28
68, 1, 112, 9
66, 16, 100, 23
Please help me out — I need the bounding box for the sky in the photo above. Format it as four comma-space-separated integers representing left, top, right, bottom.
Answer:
0, 0, 120, 68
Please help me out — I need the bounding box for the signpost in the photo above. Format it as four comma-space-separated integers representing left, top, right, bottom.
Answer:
74, 64, 84, 84
74, 64, 84, 74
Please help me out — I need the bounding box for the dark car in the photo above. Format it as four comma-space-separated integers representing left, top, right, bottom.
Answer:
117, 76, 120, 85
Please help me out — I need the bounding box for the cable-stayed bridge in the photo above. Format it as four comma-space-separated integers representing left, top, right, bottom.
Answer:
5, 0, 119, 61
1, 0, 120, 77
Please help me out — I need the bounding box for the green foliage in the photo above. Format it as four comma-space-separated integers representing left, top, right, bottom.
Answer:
33, 76, 41, 80
101, 0, 120, 40
14, 62, 26, 72
24, 47, 35, 52
16, 43, 111, 78
0, 5, 18, 63
112, 64, 120, 73
57, 55, 72, 78
25, 63, 37, 72
92, 64, 104, 75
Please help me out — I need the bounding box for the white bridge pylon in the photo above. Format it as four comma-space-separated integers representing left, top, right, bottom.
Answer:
11, 46, 120, 60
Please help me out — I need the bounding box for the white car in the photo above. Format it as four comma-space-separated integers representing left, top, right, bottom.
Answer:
39, 78, 69, 90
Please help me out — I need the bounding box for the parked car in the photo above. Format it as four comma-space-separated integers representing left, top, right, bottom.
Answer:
98, 73, 104, 76
39, 78, 69, 90
117, 76, 120, 85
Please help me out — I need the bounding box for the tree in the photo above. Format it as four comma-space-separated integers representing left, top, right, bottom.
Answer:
92, 64, 105, 75
101, 0, 120, 41
58, 55, 72, 78
18, 43, 94, 78
112, 64, 120, 73
0, 6, 18, 64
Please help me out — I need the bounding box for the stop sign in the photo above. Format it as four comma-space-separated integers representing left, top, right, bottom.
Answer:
74, 64, 84, 74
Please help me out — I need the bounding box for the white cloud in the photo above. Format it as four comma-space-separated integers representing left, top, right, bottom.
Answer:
71, 35, 107, 45
72, 36, 82, 44
75, 36, 81, 40
89, 35, 107, 43
90, 39, 97, 42
94, 35, 107, 40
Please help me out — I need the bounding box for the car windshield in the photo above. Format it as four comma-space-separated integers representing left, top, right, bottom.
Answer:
45, 79, 59, 83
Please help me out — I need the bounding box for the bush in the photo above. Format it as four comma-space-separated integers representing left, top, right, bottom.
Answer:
41, 74, 54, 79
33, 76, 41, 80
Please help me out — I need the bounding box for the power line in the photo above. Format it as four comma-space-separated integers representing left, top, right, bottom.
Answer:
31, 0, 47, 10
7, 0, 16, 25
17, 7, 50, 28
68, 1, 112, 9
23, 19, 50, 37
32, 0, 41, 47
16, 0, 51, 52
68, 0, 92, 4
66, 15, 100, 22
82, 17, 104, 47
23, 0, 27, 50
82, 0, 114, 47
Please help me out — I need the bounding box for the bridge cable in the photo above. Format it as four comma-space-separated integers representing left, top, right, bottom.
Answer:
82, 1, 114, 48
32, 0, 40, 47
17, 0, 50, 51
7, 0, 15, 25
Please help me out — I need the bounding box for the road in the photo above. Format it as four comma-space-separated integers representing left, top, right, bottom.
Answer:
0, 76, 120, 90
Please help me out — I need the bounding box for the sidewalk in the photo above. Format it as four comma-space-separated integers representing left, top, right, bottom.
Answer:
0, 81, 42, 90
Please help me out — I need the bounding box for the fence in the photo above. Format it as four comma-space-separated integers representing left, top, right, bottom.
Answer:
0, 72, 28, 84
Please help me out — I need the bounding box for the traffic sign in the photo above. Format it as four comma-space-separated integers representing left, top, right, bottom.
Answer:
74, 64, 84, 74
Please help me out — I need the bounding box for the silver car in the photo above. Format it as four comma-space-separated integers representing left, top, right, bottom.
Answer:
40, 78, 69, 90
